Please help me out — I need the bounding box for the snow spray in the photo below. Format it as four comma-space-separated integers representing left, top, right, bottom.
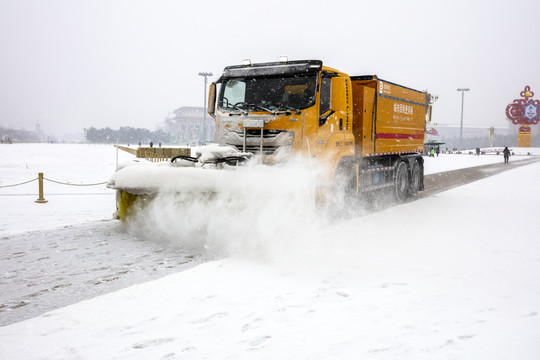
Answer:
124, 158, 333, 265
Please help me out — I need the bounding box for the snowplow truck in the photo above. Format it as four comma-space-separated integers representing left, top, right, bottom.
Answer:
208, 59, 435, 203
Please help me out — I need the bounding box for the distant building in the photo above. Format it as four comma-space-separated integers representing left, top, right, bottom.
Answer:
163, 106, 215, 145
34, 122, 45, 141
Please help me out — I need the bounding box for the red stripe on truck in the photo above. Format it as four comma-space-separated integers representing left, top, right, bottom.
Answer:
376, 132, 425, 140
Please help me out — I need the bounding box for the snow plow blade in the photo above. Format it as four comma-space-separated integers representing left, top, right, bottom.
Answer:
107, 145, 252, 221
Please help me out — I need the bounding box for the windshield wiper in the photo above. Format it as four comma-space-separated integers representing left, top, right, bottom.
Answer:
229, 102, 301, 116
230, 102, 276, 116
229, 103, 249, 116
278, 104, 301, 114
249, 103, 275, 113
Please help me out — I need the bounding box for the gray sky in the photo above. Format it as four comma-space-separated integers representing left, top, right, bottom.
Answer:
1, 0, 539, 136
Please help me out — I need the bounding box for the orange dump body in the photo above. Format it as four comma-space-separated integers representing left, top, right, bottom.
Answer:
351, 76, 427, 157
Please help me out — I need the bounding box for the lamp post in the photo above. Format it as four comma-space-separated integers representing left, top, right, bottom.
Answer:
199, 72, 213, 144
457, 88, 470, 148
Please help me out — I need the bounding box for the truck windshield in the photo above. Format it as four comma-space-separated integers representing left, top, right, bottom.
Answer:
218, 74, 317, 112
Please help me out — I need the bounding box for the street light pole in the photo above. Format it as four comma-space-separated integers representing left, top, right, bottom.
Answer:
457, 88, 470, 148
199, 72, 213, 144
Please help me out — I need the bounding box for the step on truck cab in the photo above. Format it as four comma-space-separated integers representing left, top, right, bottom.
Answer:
207, 58, 437, 203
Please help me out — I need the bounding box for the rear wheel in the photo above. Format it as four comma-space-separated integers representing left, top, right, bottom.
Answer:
409, 160, 422, 196
393, 161, 409, 202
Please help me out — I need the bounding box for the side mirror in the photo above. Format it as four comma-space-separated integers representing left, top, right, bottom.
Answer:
330, 76, 346, 112
208, 83, 216, 118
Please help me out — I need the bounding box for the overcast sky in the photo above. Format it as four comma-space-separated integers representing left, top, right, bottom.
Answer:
1, 0, 539, 136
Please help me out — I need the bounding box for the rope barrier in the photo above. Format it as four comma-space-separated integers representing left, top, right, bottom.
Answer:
43, 178, 108, 186
0, 177, 107, 188
1, 173, 109, 203
0, 178, 38, 188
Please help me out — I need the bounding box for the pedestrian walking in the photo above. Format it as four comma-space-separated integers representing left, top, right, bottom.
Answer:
503, 146, 510, 164
476, 147, 480, 156
430, 148, 435, 157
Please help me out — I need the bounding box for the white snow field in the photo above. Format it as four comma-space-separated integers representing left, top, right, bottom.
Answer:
1, 143, 540, 359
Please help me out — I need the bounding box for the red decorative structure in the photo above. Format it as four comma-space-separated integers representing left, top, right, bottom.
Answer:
506, 85, 539, 147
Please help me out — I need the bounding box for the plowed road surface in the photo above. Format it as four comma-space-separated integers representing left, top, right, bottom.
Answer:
422, 157, 540, 197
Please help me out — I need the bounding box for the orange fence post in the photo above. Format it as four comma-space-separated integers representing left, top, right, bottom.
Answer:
35, 172, 48, 204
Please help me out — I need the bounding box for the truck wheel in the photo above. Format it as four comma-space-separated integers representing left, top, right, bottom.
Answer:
393, 161, 409, 202
409, 160, 421, 196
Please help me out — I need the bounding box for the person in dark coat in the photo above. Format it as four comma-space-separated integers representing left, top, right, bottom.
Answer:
503, 146, 510, 164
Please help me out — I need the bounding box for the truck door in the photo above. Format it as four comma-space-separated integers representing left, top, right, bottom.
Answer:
316, 72, 354, 161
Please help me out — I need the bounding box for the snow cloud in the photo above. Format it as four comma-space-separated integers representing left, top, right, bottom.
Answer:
123, 158, 330, 267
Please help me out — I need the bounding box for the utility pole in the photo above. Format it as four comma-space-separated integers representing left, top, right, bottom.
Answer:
457, 88, 470, 148
199, 72, 213, 144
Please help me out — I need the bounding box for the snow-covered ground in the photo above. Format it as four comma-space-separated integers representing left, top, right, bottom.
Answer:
1, 144, 540, 359
0, 144, 128, 235
422, 147, 537, 175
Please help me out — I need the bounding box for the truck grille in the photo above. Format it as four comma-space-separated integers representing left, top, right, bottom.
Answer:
223, 129, 293, 157
243, 129, 282, 138
243, 145, 280, 155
